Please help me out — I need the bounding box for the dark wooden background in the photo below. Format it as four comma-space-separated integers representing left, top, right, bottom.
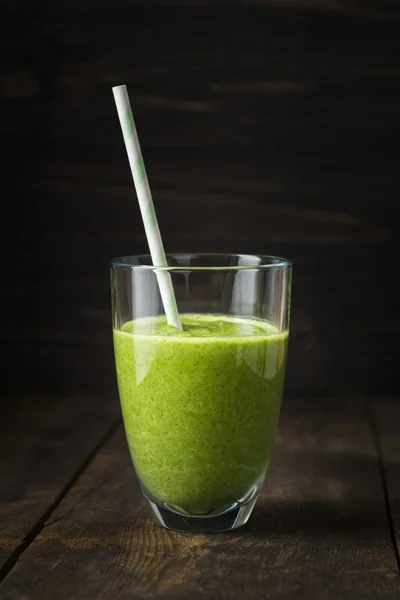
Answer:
1, 1, 399, 398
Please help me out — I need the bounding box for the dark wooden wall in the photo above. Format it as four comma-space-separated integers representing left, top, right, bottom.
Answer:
1, 0, 399, 401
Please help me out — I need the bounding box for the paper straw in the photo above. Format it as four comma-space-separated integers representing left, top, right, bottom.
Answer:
112, 84, 182, 330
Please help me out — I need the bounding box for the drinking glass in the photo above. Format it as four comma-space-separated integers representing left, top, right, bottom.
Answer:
111, 254, 291, 532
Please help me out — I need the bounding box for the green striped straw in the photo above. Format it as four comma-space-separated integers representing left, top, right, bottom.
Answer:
112, 84, 182, 330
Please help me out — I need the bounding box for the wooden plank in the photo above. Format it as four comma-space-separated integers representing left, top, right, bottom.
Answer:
373, 399, 400, 569
0, 393, 119, 573
0, 398, 398, 599
32, 0, 400, 20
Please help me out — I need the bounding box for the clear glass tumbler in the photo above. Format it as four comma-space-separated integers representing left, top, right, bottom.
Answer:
111, 253, 292, 532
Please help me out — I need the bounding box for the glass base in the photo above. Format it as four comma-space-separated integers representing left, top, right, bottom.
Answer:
147, 492, 259, 533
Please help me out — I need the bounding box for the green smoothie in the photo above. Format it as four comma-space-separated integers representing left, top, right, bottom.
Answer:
113, 314, 288, 515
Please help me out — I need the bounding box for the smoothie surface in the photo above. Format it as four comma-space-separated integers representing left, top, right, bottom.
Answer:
120, 313, 284, 339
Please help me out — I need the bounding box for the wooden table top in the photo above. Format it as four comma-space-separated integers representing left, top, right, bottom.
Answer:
1, 0, 400, 597
0, 396, 399, 598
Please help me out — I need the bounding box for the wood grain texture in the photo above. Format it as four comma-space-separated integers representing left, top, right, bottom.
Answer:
373, 399, 400, 569
0, 398, 398, 599
0, 393, 119, 571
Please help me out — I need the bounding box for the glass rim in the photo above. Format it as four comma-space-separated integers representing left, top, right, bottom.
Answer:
110, 253, 292, 271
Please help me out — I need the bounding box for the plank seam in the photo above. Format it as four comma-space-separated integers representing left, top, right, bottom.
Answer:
368, 399, 400, 573
0, 417, 122, 586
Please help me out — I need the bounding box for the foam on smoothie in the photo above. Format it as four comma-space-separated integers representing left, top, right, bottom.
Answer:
120, 313, 283, 339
